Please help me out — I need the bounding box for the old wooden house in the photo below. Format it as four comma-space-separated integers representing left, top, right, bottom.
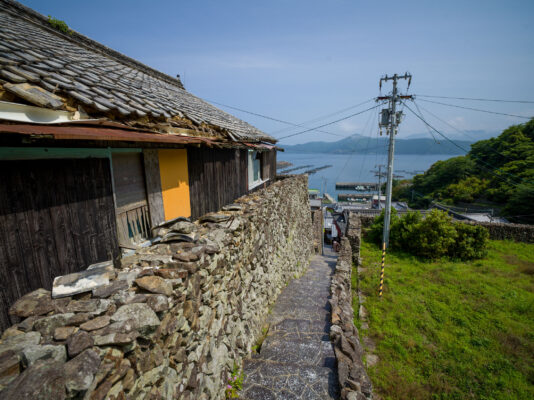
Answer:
0, 0, 278, 330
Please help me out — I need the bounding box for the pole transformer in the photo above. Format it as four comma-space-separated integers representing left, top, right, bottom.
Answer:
376, 73, 413, 297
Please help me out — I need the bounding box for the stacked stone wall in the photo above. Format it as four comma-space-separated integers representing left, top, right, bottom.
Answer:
346, 212, 362, 265
0, 175, 314, 400
329, 235, 372, 400
312, 208, 324, 254
463, 220, 534, 243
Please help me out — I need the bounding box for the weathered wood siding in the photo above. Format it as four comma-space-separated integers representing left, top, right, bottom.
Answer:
143, 149, 165, 227
187, 148, 245, 220
0, 158, 119, 331
262, 149, 276, 180
188, 148, 276, 219
112, 152, 151, 246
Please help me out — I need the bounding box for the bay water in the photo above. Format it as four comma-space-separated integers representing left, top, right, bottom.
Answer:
277, 152, 455, 200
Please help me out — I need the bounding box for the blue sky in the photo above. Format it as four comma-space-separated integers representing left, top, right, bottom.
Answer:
19, 0, 534, 144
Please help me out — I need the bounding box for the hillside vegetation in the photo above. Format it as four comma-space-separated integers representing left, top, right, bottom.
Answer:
394, 119, 534, 223
357, 238, 534, 400
367, 209, 488, 260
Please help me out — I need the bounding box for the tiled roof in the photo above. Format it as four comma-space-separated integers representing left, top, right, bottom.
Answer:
0, 0, 275, 143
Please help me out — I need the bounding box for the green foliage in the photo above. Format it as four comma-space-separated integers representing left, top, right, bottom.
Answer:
441, 176, 488, 203
357, 238, 534, 399
400, 119, 534, 223
47, 15, 70, 34
367, 209, 488, 260
412, 156, 476, 195
225, 362, 243, 399
391, 179, 413, 203
449, 222, 489, 260
503, 184, 534, 224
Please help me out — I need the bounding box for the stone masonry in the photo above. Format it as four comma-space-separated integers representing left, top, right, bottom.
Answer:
0, 175, 313, 399
330, 227, 372, 400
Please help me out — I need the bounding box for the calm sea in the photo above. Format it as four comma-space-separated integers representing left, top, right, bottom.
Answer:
277, 152, 455, 200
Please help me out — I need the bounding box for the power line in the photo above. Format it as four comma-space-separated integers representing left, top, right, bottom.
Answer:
418, 98, 532, 119
403, 101, 530, 186
417, 94, 534, 104
413, 101, 439, 143
278, 103, 385, 140
208, 98, 374, 138
270, 98, 375, 135
416, 102, 517, 164
405, 102, 522, 206
334, 105, 378, 184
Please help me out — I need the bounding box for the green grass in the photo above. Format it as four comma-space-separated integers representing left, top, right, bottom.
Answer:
356, 238, 534, 400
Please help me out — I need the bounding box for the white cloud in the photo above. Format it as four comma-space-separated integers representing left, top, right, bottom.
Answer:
337, 120, 360, 133
447, 116, 467, 129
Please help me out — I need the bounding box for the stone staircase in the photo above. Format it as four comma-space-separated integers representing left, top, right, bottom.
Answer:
241, 250, 340, 399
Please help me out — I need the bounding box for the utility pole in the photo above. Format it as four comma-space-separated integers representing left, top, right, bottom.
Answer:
377, 165, 382, 209
371, 165, 385, 209
376, 73, 413, 297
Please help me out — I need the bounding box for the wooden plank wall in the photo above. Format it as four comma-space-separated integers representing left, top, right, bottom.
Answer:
0, 158, 119, 332
262, 150, 277, 180
142, 149, 165, 228
188, 148, 248, 220
188, 148, 277, 220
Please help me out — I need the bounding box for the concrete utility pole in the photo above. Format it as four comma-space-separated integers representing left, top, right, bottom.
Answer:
377, 164, 383, 209
371, 165, 385, 209
377, 73, 413, 247
377, 73, 413, 297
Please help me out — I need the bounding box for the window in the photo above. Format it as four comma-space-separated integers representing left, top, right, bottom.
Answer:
248, 150, 265, 189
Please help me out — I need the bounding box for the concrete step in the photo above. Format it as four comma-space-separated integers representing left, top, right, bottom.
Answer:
242, 358, 339, 400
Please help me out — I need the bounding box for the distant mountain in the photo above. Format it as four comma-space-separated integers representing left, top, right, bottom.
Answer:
281, 134, 474, 155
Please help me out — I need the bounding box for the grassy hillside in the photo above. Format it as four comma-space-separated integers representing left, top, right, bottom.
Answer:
356, 238, 534, 400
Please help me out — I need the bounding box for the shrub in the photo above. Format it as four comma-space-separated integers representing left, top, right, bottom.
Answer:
390, 210, 422, 250
449, 222, 489, 260
408, 209, 458, 259
367, 208, 398, 245
366, 208, 488, 260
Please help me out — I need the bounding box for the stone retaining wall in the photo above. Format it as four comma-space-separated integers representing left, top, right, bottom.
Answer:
312, 208, 324, 254
463, 220, 534, 243
0, 175, 314, 400
346, 212, 362, 266
329, 235, 372, 400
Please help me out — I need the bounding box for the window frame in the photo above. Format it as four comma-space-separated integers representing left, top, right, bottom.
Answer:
247, 149, 268, 190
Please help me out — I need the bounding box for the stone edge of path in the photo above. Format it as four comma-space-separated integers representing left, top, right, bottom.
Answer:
329, 235, 373, 400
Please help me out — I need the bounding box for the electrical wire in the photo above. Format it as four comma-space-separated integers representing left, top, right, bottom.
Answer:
411, 103, 525, 207
418, 98, 532, 120
403, 100, 531, 186
208, 98, 375, 138
413, 101, 439, 143
270, 98, 375, 135
334, 105, 378, 184
278, 103, 385, 141
417, 95, 534, 104
405, 105, 516, 207
416, 102, 518, 164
